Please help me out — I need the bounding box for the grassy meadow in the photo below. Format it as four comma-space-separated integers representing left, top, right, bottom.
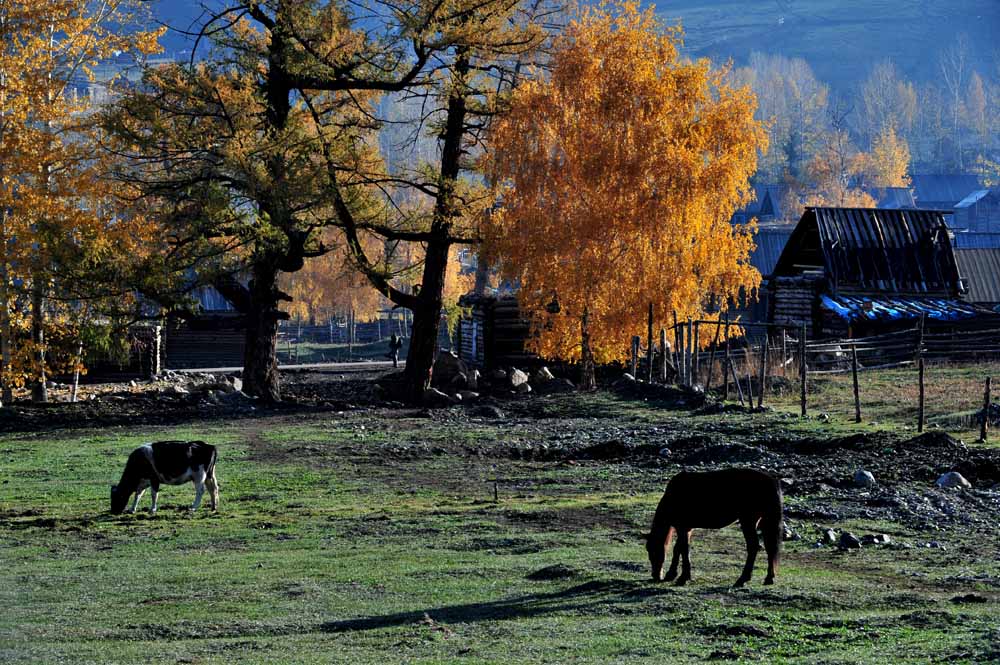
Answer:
2, 387, 999, 664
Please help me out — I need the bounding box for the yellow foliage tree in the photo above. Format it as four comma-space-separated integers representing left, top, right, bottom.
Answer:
0, 0, 163, 401
483, 1, 767, 388
863, 124, 912, 188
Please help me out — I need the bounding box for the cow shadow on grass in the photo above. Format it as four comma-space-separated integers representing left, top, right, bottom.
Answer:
321, 579, 675, 633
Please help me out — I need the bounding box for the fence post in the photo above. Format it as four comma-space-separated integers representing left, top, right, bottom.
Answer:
781, 329, 787, 377
706, 316, 722, 393
672, 311, 679, 382
693, 322, 700, 386
676, 324, 684, 385
918, 357, 925, 433
757, 333, 769, 409
723, 314, 731, 400
647, 302, 654, 383
744, 348, 754, 406
659, 328, 668, 383
799, 323, 807, 417
852, 343, 861, 423
630, 336, 640, 377
729, 357, 745, 405
981, 376, 991, 442
686, 318, 693, 387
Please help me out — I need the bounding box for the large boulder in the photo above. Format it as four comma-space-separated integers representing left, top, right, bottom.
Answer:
853, 469, 876, 488
423, 387, 458, 407
432, 351, 468, 389
532, 366, 555, 383
936, 471, 971, 489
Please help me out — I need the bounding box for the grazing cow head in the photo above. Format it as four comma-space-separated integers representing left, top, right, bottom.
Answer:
643, 530, 668, 582
110, 485, 128, 514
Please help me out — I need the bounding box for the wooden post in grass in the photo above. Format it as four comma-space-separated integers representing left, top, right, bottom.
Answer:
723, 314, 731, 400
781, 329, 788, 377
980, 377, 991, 442
757, 333, 769, 409
799, 323, 807, 416
685, 316, 695, 386
918, 357, 925, 433
676, 323, 684, 385
706, 316, 722, 393
729, 357, 745, 405
672, 311, 680, 382
630, 335, 640, 378
852, 343, 861, 423
744, 348, 754, 406
647, 302, 654, 383
693, 322, 700, 385
659, 328, 668, 383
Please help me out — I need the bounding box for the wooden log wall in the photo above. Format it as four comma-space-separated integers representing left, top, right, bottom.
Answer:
770, 275, 821, 337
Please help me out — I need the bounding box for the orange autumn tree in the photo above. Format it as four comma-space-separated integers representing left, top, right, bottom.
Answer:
483, 1, 767, 389
0, 0, 163, 401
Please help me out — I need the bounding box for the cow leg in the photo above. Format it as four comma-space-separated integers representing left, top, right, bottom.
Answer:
663, 528, 680, 581
128, 480, 149, 514
734, 517, 761, 588
762, 517, 781, 585
206, 469, 219, 512
190, 468, 207, 512
675, 529, 692, 586
149, 482, 160, 514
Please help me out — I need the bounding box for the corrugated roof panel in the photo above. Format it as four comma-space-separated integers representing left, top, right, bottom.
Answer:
820, 294, 983, 323
955, 248, 1000, 304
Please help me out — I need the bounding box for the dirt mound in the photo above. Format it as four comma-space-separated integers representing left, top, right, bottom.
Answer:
526, 564, 580, 581
572, 439, 661, 460
680, 443, 768, 466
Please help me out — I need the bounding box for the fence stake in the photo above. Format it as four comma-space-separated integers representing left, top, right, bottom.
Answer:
706, 315, 722, 393
981, 377, 991, 442
693, 322, 700, 386
659, 328, 668, 383
757, 333, 769, 409
686, 318, 694, 387
799, 323, 807, 417
630, 336, 640, 377
647, 302, 654, 383
917, 357, 925, 433
852, 343, 861, 423
723, 314, 731, 400
729, 357, 745, 405
744, 348, 754, 406
676, 324, 684, 385
672, 311, 679, 382
781, 329, 787, 377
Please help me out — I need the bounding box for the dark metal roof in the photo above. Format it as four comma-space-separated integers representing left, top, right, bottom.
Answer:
869, 187, 916, 209
955, 248, 1000, 304
773, 207, 960, 295
749, 225, 793, 278
952, 232, 1000, 249
820, 294, 983, 323
911, 174, 981, 208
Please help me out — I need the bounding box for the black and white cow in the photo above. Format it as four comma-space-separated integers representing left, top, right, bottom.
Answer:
111, 441, 219, 514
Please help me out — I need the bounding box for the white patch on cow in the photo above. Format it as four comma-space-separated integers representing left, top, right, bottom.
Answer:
190, 466, 207, 511
129, 478, 150, 513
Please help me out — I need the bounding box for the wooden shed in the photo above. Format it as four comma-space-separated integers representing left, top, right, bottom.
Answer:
769, 207, 988, 338
455, 294, 537, 370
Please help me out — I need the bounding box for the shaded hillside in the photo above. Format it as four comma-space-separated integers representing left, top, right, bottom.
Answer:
660, 0, 998, 90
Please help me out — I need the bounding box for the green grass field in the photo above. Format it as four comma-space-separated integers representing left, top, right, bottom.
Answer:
2, 387, 999, 663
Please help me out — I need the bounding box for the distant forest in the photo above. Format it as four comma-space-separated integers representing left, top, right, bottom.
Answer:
729, 40, 1000, 219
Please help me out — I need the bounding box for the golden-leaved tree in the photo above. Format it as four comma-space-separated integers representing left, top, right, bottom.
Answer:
0, 0, 162, 402
483, 1, 766, 389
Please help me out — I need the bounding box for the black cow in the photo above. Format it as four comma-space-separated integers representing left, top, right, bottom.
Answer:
111, 441, 219, 514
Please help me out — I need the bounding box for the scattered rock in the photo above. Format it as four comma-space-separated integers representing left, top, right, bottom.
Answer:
658, 447, 671, 458
515, 382, 532, 395
471, 405, 504, 419
467, 369, 480, 392
853, 469, 877, 488
423, 387, 457, 407
839, 532, 862, 549
432, 351, 469, 389
490, 369, 508, 382
822, 529, 838, 545
950, 593, 989, 604
782, 523, 800, 541
936, 471, 971, 489
861, 534, 891, 546
509, 368, 529, 388
171, 385, 189, 395
458, 390, 480, 402
532, 366, 555, 383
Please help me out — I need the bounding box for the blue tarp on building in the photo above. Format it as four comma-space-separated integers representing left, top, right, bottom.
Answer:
820, 294, 983, 323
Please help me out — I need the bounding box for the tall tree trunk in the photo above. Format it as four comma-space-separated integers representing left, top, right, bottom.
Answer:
31, 280, 47, 403
404, 238, 450, 400
0, 213, 12, 405
241, 266, 282, 402
579, 306, 596, 391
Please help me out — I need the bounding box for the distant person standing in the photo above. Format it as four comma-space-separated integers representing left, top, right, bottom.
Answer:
387, 334, 403, 368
